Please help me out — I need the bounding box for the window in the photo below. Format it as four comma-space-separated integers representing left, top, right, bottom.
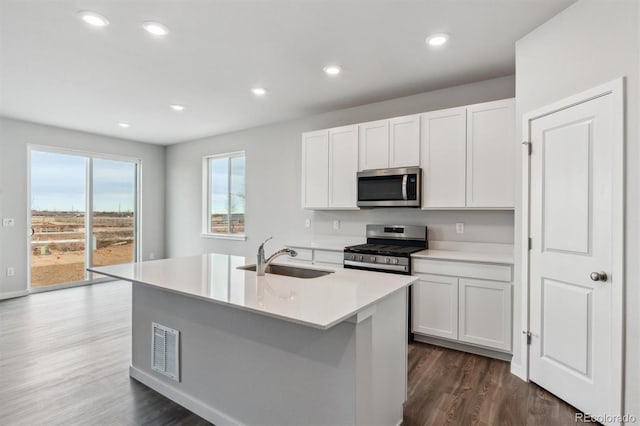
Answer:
202, 151, 246, 239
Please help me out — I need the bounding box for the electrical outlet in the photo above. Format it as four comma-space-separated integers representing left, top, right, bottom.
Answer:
333, 220, 340, 230
7, 267, 15, 277
456, 223, 464, 234
304, 219, 311, 228
2, 218, 15, 227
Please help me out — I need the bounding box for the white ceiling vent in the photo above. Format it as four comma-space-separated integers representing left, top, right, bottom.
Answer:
151, 322, 180, 381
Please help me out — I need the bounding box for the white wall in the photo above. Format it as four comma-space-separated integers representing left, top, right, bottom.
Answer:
514, 0, 639, 417
0, 117, 166, 298
165, 75, 516, 259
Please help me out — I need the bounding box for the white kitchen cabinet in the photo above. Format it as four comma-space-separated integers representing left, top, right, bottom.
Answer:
420, 107, 467, 208
328, 125, 359, 208
358, 115, 419, 171
412, 274, 458, 340
358, 119, 389, 171
411, 258, 513, 354
420, 98, 515, 209
301, 130, 329, 209
301, 125, 358, 210
458, 278, 512, 351
389, 114, 420, 168
466, 98, 516, 208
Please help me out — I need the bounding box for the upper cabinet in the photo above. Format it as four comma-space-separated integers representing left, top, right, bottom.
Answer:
421, 107, 467, 208
420, 98, 515, 209
358, 115, 420, 171
301, 125, 358, 210
302, 98, 515, 211
465, 99, 515, 208
389, 114, 420, 168
358, 120, 389, 171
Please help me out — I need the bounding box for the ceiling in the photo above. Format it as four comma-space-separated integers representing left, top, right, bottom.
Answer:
0, 0, 574, 145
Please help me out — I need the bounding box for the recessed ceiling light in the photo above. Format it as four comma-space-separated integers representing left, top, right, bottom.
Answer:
118, 122, 130, 128
142, 21, 169, 36
251, 87, 267, 96
323, 65, 341, 76
426, 33, 449, 47
170, 104, 185, 112
78, 11, 109, 27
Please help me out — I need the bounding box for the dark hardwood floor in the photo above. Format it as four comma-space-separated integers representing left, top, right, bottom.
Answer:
0, 281, 586, 426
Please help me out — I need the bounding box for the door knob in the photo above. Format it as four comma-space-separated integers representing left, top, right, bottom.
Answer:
590, 271, 608, 282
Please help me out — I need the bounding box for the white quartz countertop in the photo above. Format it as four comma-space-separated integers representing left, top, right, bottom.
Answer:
411, 249, 514, 264
88, 253, 416, 330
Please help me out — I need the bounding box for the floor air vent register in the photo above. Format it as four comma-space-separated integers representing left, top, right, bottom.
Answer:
151, 322, 180, 381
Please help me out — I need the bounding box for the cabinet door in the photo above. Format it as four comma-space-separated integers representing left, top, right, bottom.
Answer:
328, 125, 359, 208
420, 107, 466, 208
301, 130, 329, 208
458, 278, 512, 351
466, 98, 516, 208
358, 120, 389, 171
389, 114, 420, 168
411, 274, 458, 340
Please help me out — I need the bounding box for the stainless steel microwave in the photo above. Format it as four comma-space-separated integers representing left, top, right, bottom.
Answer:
357, 167, 421, 207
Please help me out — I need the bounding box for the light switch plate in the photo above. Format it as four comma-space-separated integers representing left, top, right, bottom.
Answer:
304, 219, 311, 228
7, 267, 15, 277
333, 220, 340, 230
3, 218, 15, 227
456, 223, 464, 234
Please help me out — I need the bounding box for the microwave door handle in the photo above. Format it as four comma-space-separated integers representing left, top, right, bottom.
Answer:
402, 175, 408, 200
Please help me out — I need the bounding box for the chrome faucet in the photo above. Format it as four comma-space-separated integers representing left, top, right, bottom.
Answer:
257, 236, 298, 276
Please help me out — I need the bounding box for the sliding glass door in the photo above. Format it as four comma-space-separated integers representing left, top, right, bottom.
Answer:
29, 148, 139, 289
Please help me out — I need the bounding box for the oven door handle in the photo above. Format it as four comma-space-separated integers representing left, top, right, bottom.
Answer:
402, 174, 408, 200
344, 260, 408, 273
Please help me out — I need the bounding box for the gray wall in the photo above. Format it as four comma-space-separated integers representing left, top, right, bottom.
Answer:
514, 0, 639, 417
0, 117, 166, 298
165, 75, 516, 258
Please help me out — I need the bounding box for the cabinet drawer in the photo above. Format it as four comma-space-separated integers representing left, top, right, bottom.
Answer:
285, 247, 313, 262
412, 258, 511, 282
314, 249, 344, 265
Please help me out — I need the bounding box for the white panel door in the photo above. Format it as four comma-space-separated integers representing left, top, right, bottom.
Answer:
420, 107, 466, 208
328, 125, 358, 208
301, 130, 329, 208
411, 275, 458, 340
358, 120, 389, 171
458, 278, 511, 351
466, 99, 515, 208
529, 94, 615, 417
389, 114, 420, 168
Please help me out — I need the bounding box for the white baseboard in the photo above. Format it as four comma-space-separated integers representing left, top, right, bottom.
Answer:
129, 366, 244, 426
0, 290, 29, 300
413, 334, 512, 362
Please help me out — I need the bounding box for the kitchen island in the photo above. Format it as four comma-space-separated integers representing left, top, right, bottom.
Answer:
89, 253, 416, 426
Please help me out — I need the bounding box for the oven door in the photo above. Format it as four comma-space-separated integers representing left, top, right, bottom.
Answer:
357, 167, 421, 207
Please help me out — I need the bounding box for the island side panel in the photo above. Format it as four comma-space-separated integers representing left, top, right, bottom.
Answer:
355, 288, 408, 426
130, 283, 358, 426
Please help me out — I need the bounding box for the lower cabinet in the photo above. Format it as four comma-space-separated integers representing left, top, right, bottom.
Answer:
412, 259, 513, 353
284, 247, 343, 266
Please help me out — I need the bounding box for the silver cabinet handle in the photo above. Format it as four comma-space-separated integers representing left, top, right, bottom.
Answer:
590, 271, 608, 282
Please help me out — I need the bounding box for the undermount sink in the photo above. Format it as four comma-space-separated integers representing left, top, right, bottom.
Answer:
237, 263, 334, 279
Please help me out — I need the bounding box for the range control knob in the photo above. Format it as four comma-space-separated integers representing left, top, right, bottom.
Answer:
390, 258, 399, 265
356, 255, 363, 262
385, 257, 391, 264
370, 256, 377, 263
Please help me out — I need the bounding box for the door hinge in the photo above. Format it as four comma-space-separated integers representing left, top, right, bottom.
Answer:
528, 237, 532, 250
522, 141, 532, 155
522, 331, 532, 345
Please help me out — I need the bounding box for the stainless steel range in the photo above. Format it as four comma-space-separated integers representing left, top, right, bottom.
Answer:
343, 225, 427, 275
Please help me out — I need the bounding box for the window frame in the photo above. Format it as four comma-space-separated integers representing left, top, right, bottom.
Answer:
201, 151, 247, 240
